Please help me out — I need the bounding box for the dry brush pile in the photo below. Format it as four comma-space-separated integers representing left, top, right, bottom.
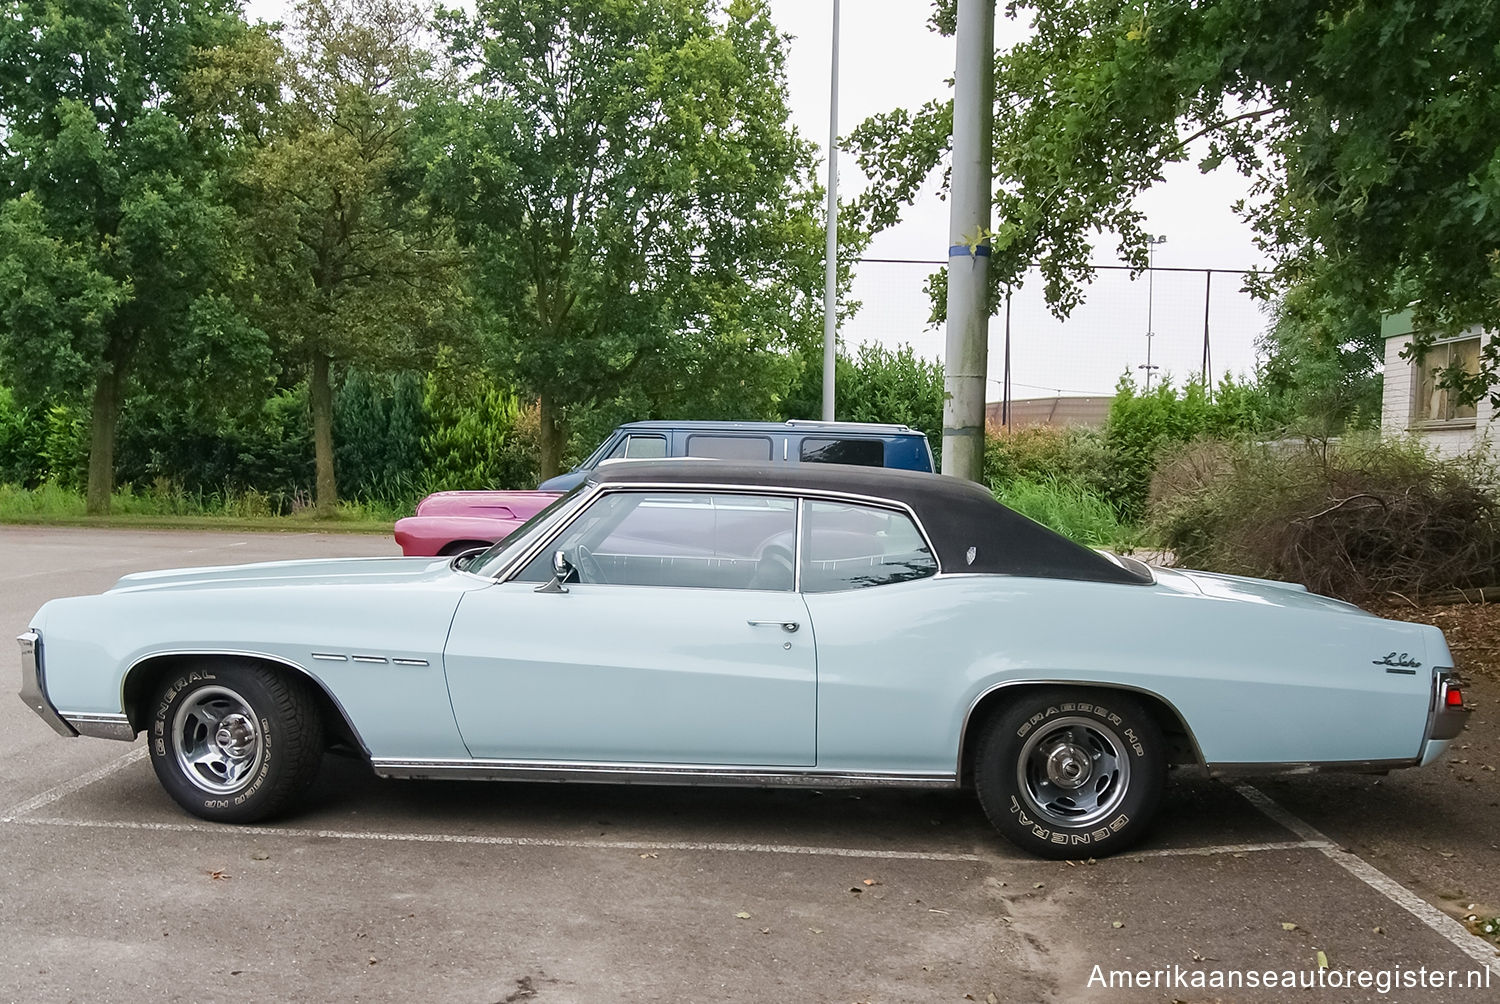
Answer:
1148, 436, 1500, 602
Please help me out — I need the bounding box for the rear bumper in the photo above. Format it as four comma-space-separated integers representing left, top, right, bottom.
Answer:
1427, 672, 1470, 742
17, 631, 76, 738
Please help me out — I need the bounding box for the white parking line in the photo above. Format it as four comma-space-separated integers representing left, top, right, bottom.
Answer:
7, 809, 1340, 865
0, 747, 148, 821
1236, 784, 1500, 975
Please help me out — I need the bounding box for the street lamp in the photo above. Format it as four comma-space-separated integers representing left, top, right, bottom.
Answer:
1140, 236, 1166, 391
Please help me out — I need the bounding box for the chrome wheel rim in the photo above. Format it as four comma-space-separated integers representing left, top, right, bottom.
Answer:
171, 686, 265, 795
1016, 715, 1130, 828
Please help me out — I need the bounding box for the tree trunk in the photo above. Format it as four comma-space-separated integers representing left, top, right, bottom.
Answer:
538, 394, 565, 480
310, 352, 338, 511
85, 366, 125, 516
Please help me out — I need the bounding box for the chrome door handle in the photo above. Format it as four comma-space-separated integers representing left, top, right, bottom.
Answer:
748, 619, 799, 633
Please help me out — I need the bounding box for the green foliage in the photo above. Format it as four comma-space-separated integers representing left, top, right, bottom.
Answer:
1149, 435, 1500, 601
0, 0, 273, 512
0, 387, 47, 486
785, 343, 943, 453
1104, 375, 1289, 519
335, 371, 425, 505
211, 0, 467, 508
850, 1, 1500, 395
425, 0, 832, 476
421, 363, 537, 492
983, 424, 1120, 499
994, 475, 1135, 549
1259, 285, 1385, 435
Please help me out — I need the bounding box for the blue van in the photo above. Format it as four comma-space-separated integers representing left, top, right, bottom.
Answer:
538, 420, 935, 491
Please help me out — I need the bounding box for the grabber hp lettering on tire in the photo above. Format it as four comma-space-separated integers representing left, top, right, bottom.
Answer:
147, 661, 324, 823
974, 688, 1165, 859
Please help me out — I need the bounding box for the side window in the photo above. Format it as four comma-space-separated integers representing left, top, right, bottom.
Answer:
518, 492, 796, 590
608, 434, 666, 459
685, 435, 773, 461
799, 437, 885, 468
800, 500, 937, 592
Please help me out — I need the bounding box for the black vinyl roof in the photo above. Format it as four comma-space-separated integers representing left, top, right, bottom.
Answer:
590, 459, 1150, 585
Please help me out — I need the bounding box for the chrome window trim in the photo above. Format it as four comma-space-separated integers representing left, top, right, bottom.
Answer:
495, 479, 942, 588
120, 648, 376, 757
370, 757, 956, 788
955, 679, 1209, 775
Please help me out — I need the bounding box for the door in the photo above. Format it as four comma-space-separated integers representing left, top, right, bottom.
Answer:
442, 491, 816, 765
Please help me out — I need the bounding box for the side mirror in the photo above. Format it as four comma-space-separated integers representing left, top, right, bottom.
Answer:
535, 549, 573, 594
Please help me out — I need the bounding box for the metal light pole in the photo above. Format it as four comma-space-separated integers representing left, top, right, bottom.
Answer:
820, 0, 840, 421
1137, 236, 1166, 391
941, 0, 995, 482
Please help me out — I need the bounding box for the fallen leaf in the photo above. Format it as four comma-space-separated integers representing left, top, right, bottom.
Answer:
1440, 851, 1456, 858
809, 928, 823, 935
1033, 882, 1045, 889
639, 852, 657, 859
1112, 921, 1124, 929
735, 911, 752, 920
368, 957, 379, 966
1281, 922, 1298, 931
928, 908, 950, 916
862, 878, 880, 886
1373, 926, 1384, 935
1316, 950, 1328, 970
208, 870, 229, 881
249, 850, 269, 862
759, 928, 770, 935
988, 994, 999, 1004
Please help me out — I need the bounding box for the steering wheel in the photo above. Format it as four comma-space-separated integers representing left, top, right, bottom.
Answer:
573, 544, 608, 584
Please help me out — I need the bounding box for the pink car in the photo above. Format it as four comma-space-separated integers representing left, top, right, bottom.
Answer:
393, 490, 560, 556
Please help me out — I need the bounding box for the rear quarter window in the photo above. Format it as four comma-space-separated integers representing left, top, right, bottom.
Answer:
799, 438, 885, 468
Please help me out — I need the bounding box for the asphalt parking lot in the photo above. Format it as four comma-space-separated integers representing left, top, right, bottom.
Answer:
2, 525, 1498, 1002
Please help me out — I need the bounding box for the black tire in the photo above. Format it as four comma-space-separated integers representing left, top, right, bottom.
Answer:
973, 688, 1164, 859
147, 661, 324, 823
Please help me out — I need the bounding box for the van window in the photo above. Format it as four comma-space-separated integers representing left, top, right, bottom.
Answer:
686, 435, 773, 461
799, 438, 885, 468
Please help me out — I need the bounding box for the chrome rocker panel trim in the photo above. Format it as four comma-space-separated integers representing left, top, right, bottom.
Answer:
1204, 757, 1419, 777
372, 758, 957, 788
59, 713, 136, 741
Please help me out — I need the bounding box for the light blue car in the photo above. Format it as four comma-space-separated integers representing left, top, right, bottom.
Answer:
19, 461, 1469, 858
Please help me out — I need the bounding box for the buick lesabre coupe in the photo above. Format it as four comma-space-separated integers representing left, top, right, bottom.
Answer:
19, 461, 1469, 858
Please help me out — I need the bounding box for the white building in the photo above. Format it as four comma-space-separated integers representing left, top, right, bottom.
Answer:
1381, 310, 1492, 457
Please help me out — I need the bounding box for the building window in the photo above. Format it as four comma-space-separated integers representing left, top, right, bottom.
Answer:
1412, 337, 1480, 425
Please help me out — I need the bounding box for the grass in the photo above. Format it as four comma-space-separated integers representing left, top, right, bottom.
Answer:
0, 482, 397, 534
993, 475, 1139, 550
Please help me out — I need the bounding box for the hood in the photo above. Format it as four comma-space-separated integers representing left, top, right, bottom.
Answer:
108, 555, 453, 594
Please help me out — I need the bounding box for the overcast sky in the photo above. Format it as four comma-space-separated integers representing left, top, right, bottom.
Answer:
246, 0, 1272, 399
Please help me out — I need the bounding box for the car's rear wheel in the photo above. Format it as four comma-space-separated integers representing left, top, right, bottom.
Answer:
147, 662, 324, 823
973, 688, 1164, 859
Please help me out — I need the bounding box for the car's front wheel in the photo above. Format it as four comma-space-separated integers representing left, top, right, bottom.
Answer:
147, 662, 324, 823
973, 688, 1164, 859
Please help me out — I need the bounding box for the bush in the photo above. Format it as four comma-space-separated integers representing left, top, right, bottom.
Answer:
984, 423, 1121, 499
1148, 435, 1500, 601
994, 475, 1135, 549
1105, 375, 1288, 519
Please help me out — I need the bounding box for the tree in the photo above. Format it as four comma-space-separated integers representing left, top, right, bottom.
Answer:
424, 0, 828, 478
849, 1, 1500, 397
0, 0, 269, 513
222, 0, 466, 509
785, 342, 944, 452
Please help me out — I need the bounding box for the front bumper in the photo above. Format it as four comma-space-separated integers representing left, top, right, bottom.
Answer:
17, 630, 77, 737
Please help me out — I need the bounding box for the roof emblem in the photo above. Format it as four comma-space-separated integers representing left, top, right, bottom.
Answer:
966, 546, 977, 566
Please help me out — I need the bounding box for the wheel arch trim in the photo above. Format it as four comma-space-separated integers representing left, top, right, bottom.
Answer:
121, 649, 372, 757
956, 679, 1207, 778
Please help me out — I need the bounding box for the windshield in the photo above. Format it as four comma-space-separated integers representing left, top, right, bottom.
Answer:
464, 483, 591, 577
